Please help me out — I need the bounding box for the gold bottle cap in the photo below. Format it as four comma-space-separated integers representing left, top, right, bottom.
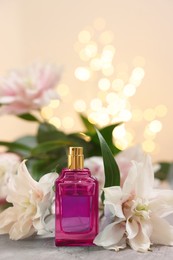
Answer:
68, 147, 84, 170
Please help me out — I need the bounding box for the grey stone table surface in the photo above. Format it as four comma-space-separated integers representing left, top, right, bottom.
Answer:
1, 234, 173, 260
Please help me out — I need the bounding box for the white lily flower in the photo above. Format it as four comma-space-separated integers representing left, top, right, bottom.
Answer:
0, 153, 20, 201
115, 145, 160, 187
94, 155, 173, 252
84, 146, 159, 192
0, 160, 58, 240
0, 63, 61, 115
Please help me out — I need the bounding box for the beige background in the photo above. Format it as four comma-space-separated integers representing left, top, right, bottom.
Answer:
0, 0, 172, 162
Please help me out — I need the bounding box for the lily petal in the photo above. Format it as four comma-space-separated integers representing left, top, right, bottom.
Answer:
104, 186, 122, 205
151, 215, 173, 246
7, 160, 39, 203
39, 172, 58, 195
0, 207, 17, 234
9, 219, 35, 240
126, 218, 139, 239
94, 221, 125, 248
105, 236, 126, 251
149, 189, 173, 218
135, 155, 154, 198
105, 202, 125, 219
122, 163, 137, 202
128, 226, 151, 252
128, 218, 152, 252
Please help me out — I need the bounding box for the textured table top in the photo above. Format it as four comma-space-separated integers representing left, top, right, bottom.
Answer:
1, 234, 173, 260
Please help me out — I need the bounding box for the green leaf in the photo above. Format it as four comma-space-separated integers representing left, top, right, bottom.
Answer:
37, 123, 67, 143
67, 133, 94, 157
95, 128, 120, 187
0, 201, 13, 210
31, 140, 72, 155
79, 114, 95, 134
91, 124, 121, 155
16, 135, 38, 148
0, 141, 31, 157
26, 159, 59, 181
155, 162, 173, 181
79, 114, 121, 156
99, 123, 121, 141
18, 113, 39, 122
55, 156, 68, 173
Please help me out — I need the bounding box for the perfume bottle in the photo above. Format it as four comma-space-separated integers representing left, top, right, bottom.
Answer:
55, 147, 98, 246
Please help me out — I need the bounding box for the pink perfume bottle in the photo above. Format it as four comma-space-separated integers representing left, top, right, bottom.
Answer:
55, 147, 98, 246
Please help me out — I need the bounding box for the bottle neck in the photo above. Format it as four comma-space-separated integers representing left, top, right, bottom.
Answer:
68, 154, 84, 170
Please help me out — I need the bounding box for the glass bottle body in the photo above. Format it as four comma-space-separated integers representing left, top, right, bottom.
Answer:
55, 168, 98, 246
